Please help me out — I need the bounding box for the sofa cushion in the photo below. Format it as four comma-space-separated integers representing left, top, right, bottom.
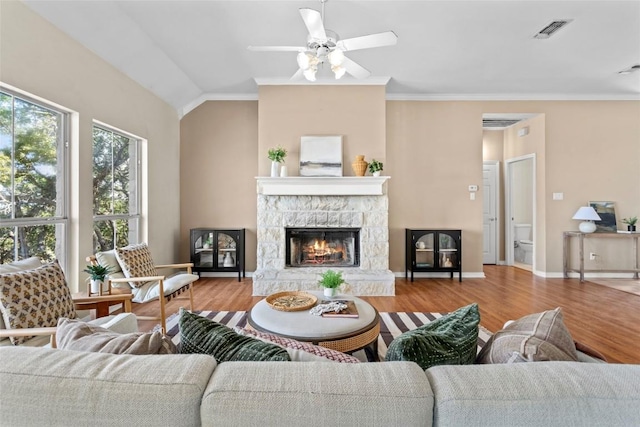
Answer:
179, 309, 290, 362
426, 362, 640, 426
476, 307, 578, 363
0, 260, 76, 345
115, 243, 158, 288
56, 317, 176, 355
384, 303, 480, 370
131, 272, 199, 303
235, 327, 361, 363
0, 347, 216, 427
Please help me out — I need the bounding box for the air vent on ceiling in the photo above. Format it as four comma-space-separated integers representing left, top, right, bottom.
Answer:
619, 64, 640, 74
483, 119, 522, 129
533, 19, 573, 39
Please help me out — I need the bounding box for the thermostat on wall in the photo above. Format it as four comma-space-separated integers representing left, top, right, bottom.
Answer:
468, 185, 478, 192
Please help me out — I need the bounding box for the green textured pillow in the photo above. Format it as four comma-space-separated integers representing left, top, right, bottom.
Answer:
178, 309, 290, 362
385, 303, 480, 370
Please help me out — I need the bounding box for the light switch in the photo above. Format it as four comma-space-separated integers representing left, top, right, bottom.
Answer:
470, 192, 476, 201
553, 192, 564, 200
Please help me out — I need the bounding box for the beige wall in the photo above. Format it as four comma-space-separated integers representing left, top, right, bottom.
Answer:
257, 85, 386, 177
181, 98, 640, 276
1, 1, 181, 289
180, 101, 259, 268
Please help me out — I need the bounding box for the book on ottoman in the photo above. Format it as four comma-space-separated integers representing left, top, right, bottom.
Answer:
321, 300, 359, 318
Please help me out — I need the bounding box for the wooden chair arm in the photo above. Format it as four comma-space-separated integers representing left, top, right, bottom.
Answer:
0, 327, 57, 338
155, 263, 194, 269
109, 276, 165, 284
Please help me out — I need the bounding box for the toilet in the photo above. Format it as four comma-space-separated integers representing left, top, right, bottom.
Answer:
514, 224, 533, 264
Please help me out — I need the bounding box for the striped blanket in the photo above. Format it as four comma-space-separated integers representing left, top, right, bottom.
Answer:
162, 310, 493, 361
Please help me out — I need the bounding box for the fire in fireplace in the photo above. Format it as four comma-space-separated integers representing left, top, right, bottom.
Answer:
286, 228, 360, 267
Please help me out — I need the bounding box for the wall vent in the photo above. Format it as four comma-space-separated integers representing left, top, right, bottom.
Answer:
533, 19, 573, 39
482, 119, 521, 129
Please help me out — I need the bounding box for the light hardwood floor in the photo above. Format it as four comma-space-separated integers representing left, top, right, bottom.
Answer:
132, 265, 640, 364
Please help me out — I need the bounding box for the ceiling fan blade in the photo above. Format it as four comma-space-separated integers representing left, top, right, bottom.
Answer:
342, 56, 370, 79
300, 8, 327, 41
248, 46, 306, 52
290, 68, 304, 80
337, 31, 398, 52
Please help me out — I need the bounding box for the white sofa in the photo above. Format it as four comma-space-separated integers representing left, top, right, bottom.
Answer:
1, 346, 639, 427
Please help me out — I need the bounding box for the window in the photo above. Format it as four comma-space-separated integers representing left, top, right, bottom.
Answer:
0, 88, 68, 265
92, 124, 140, 252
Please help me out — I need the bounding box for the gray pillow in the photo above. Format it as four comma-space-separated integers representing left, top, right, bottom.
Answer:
475, 307, 578, 364
56, 318, 177, 355
178, 308, 290, 362
385, 303, 480, 370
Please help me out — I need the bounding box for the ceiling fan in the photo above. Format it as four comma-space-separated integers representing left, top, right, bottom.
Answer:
248, 0, 397, 81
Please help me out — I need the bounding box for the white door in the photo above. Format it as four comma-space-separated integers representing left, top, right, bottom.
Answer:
483, 162, 498, 264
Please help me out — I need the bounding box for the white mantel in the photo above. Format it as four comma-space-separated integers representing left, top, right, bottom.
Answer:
256, 176, 389, 196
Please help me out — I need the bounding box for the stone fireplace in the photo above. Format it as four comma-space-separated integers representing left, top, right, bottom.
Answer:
253, 177, 395, 296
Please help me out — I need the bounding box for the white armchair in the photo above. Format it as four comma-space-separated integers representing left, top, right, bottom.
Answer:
0, 257, 137, 347
89, 243, 198, 332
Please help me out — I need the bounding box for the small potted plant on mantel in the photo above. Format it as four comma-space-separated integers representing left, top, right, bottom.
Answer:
368, 159, 383, 177
268, 146, 287, 177
83, 264, 111, 295
318, 269, 345, 298
622, 216, 637, 232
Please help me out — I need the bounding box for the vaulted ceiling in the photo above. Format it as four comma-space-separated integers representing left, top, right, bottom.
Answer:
23, 1, 640, 116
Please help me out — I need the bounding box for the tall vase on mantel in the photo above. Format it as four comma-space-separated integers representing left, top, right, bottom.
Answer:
270, 161, 279, 177
352, 155, 368, 177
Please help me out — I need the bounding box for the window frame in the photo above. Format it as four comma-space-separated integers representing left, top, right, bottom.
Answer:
0, 85, 70, 268
91, 121, 142, 251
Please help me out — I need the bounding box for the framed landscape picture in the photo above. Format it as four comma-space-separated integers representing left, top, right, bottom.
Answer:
589, 201, 617, 232
299, 135, 343, 177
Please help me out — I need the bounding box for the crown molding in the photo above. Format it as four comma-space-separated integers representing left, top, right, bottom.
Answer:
180, 89, 640, 118
385, 93, 640, 101
254, 77, 391, 86
181, 93, 259, 118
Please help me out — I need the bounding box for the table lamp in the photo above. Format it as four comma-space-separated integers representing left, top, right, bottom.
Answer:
572, 206, 601, 233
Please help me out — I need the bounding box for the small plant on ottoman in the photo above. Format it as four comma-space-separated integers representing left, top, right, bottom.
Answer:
319, 270, 345, 298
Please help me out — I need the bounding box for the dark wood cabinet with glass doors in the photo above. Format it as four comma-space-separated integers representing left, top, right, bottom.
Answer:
405, 229, 462, 282
190, 228, 245, 281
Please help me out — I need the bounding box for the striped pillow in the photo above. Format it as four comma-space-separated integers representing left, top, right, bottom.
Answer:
178, 309, 290, 362
236, 327, 361, 363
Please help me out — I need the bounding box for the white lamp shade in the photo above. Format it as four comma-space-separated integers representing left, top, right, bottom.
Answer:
572, 206, 601, 221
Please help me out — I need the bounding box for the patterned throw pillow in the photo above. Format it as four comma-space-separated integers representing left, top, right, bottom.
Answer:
115, 243, 158, 288
385, 303, 480, 370
236, 327, 361, 363
0, 260, 76, 345
476, 307, 578, 364
56, 318, 177, 355
179, 309, 290, 362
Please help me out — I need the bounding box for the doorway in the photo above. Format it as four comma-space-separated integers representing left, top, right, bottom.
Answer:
505, 155, 536, 271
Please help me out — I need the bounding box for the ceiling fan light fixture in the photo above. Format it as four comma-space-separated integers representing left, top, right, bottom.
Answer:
297, 52, 311, 69
328, 49, 344, 66
303, 67, 317, 81
332, 64, 346, 79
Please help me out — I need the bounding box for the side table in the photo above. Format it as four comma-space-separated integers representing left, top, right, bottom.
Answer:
72, 291, 133, 318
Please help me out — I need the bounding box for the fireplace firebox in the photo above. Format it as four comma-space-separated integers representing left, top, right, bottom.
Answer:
286, 228, 360, 267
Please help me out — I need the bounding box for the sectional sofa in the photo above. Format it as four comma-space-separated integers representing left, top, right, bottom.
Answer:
1, 346, 639, 426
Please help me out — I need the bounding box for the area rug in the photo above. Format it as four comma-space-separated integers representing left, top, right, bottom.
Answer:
587, 279, 640, 297
160, 310, 493, 361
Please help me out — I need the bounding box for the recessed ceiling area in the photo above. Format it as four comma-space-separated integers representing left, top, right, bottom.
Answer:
21, 1, 640, 116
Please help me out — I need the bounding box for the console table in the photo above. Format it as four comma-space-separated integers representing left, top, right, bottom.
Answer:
563, 231, 640, 282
